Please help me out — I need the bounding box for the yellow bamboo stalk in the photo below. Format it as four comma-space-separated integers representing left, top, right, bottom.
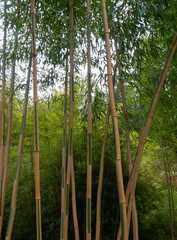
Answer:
96, 64, 118, 240
64, 155, 71, 240
95, 106, 109, 240
60, 57, 68, 240
101, 1, 128, 239
0, 2, 7, 238
124, 34, 177, 237
5, 55, 32, 240
96, 62, 118, 240
115, 41, 138, 240
0, 33, 18, 236
71, 157, 80, 239
117, 34, 177, 240
64, 1, 80, 239
86, 0, 92, 239
159, 130, 174, 240
31, 1, 42, 239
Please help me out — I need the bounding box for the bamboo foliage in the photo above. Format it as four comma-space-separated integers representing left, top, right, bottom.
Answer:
31, 0, 42, 239
64, 1, 79, 239
101, 1, 128, 239
0, 33, 18, 237
0, 1, 7, 238
86, 0, 92, 239
60, 57, 68, 240
5, 55, 32, 240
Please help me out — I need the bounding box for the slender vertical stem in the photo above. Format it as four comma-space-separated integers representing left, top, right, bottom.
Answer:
5, 55, 32, 240
86, 0, 92, 239
168, 165, 176, 228
64, 1, 79, 239
170, 135, 177, 162
101, 1, 128, 239
31, 1, 42, 239
159, 130, 173, 240
0, 33, 18, 236
96, 63, 117, 240
0, 2, 7, 237
115, 42, 138, 240
60, 56, 68, 240
95, 106, 109, 240
125, 34, 177, 237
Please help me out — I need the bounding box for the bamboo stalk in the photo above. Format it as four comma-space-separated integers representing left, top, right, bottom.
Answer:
71, 156, 79, 239
95, 106, 109, 240
86, 0, 92, 239
0, 1, 7, 238
124, 34, 177, 238
115, 42, 138, 240
60, 57, 68, 240
168, 163, 176, 229
31, 1, 42, 239
0, 33, 18, 236
101, 1, 128, 239
64, 1, 73, 238
69, 0, 79, 235
5, 55, 32, 240
117, 34, 177, 239
159, 130, 174, 240
95, 64, 118, 240
64, 1, 80, 239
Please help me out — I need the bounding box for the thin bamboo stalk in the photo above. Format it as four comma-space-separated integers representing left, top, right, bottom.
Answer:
96, 64, 117, 240
95, 106, 109, 240
117, 34, 177, 239
96, 62, 120, 239
170, 135, 177, 162
64, 1, 73, 238
159, 130, 173, 240
86, 0, 92, 239
101, 1, 128, 239
60, 57, 68, 240
0, 33, 18, 236
71, 157, 79, 239
168, 163, 176, 229
5, 55, 32, 240
64, 152, 71, 240
64, 1, 79, 239
31, 1, 42, 239
123, 34, 177, 238
115, 42, 138, 240
0, 1, 7, 238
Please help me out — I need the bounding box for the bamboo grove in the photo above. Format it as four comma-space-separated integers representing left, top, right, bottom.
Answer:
0, 0, 177, 240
